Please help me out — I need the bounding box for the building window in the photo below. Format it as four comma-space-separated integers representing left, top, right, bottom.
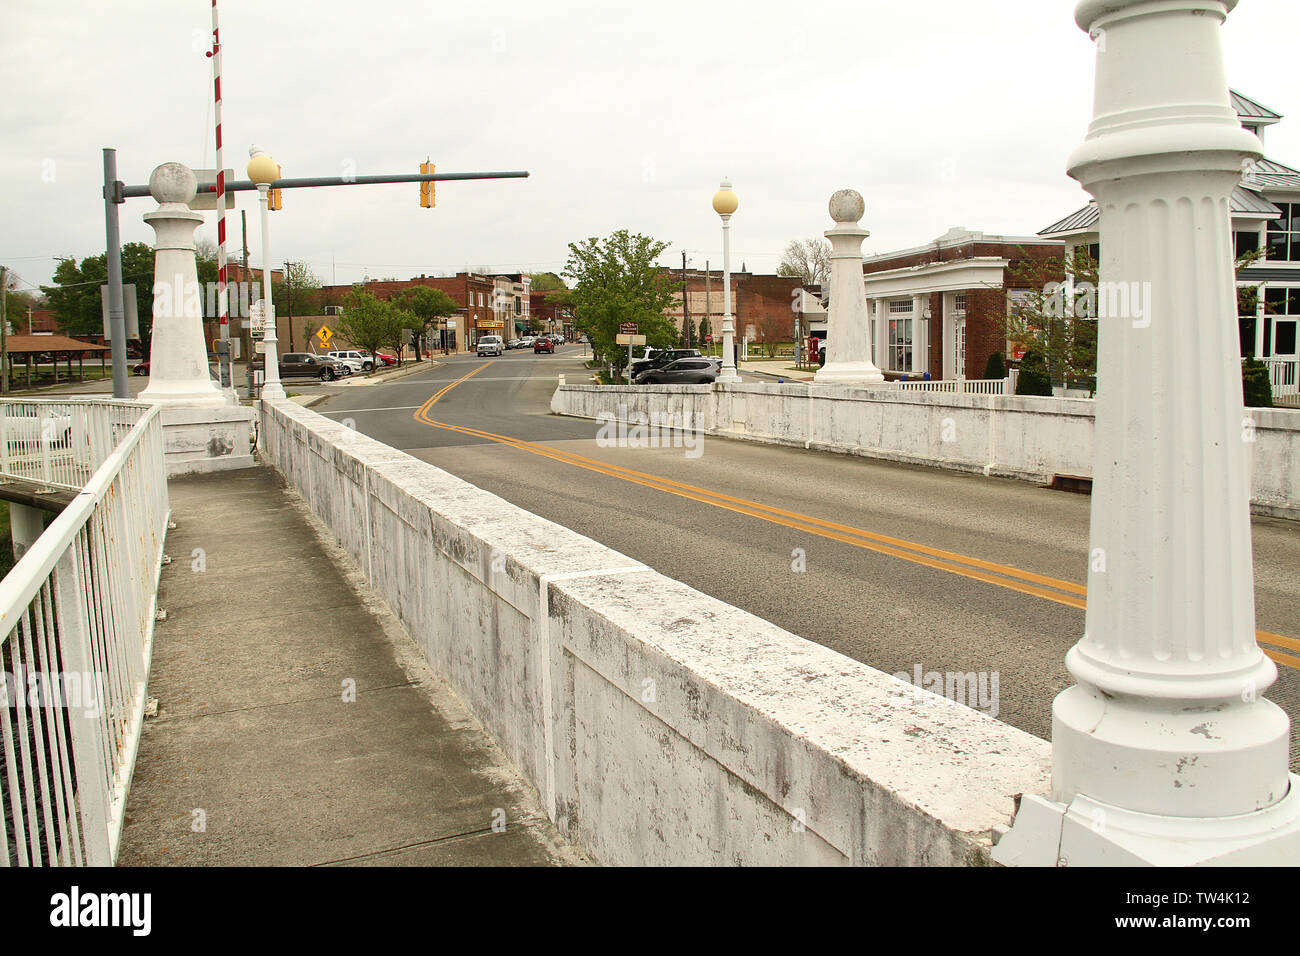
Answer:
954, 294, 967, 313
1263, 288, 1300, 357
1267, 202, 1300, 262
888, 299, 911, 314
1236, 231, 1261, 258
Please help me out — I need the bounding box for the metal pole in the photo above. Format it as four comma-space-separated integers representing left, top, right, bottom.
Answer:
1, 265, 8, 394
705, 261, 710, 356
682, 251, 689, 347
256, 184, 285, 400
719, 214, 739, 382
209, 0, 232, 394
102, 148, 129, 399
285, 260, 294, 352
120, 170, 530, 200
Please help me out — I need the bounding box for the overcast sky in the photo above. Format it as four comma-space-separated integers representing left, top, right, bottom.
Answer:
3, 0, 1297, 295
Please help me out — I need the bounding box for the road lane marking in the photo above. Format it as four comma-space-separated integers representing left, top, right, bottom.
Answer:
413, 369, 1300, 670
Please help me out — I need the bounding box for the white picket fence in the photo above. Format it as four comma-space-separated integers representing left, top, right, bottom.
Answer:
893, 372, 1017, 396
0, 399, 168, 866
1263, 357, 1299, 402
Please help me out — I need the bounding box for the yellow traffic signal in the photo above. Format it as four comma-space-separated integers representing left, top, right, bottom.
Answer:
420, 160, 434, 208
269, 164, 283, 211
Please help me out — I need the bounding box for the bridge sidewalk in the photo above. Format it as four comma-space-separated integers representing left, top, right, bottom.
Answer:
117, 465, 584, 866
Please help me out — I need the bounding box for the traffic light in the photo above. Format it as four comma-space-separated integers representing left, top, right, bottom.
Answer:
269, 164, 283, 211
420, 160, 434, 208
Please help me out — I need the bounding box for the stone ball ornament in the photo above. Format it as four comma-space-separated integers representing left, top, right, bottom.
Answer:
149, 163, 198, 204
829, 189, 865, 224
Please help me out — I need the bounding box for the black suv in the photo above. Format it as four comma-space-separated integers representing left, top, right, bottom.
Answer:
631, 348, 702, 378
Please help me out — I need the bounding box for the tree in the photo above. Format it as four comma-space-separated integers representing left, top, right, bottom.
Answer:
777, 238, 831, 288
387, 304, 417, 366
272, 262, 324, 325
1003, 246, 1097, 391
562, 230, 679, 372
1242, 357, 1274, 408
527, 271, 567, 292
983, 351, 1007, 380
396, 285, 457, 359
699, 315, 712, 349
42, 242, 171, 351
1015, 350, 1053, 396
337, 285, 401, 360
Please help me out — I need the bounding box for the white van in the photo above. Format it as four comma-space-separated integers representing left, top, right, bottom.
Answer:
477, 335, 504, 357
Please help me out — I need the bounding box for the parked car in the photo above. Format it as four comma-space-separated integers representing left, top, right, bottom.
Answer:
518, 336, 536, 348
373, 351, 398, 367
253, 352, 346, 381
631, 348, 702, 378
506, 338, 523, 350
133, 360, 150, 376
533, 337, 555, 354
477, 335, 505, 357
327, 349, 373, 372
634, 358, 719, 385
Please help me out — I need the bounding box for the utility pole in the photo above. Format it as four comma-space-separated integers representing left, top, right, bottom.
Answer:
284, 260, 294, 351
681, 251, 690, 347
705, 261, 711, 356
101, 148, 129, 398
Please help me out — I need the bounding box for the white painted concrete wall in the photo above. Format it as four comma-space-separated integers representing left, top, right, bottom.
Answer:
260, 399, 1050, 866
550, 383, 1300, 520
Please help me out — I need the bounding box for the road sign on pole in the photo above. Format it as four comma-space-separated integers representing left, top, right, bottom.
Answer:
616, 332, 645, 383
316, 325, 333, 349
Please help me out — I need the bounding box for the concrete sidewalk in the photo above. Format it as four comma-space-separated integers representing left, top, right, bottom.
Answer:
117, 465, 585, 866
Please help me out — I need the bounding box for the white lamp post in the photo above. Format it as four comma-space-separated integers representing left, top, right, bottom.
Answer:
713, 180, 741, 384
994, 0, 1300, 867
248, 146, 285, 401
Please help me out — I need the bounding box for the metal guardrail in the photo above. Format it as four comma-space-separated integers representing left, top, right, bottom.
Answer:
0, 400, 168, 865
0, 400, 150, 491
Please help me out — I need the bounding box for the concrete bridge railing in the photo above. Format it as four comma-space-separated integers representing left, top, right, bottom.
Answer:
551, 383, 1300, 521
260, 398, 1049, 866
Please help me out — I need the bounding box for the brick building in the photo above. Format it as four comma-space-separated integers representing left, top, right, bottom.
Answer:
318, 272, 496, 352
530, 290, 574, 338
859, 229, 1063, 380
658, 268, 803, 346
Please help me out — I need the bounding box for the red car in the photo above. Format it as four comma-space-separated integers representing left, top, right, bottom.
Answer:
373, 352, 398, 367
533, 338, 554, 354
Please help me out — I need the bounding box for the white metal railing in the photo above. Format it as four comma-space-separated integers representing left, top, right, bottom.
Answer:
0, 400, 149, 490
1262, 357, 1299, 400
0, 401, 168, 865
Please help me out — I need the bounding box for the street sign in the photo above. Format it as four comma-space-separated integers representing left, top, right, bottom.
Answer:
189, 169, 237, 210
446, 320, 456, 329
619, 322, 638, 335
615, 333, 646, 346
249, 301, 265, 339
316, 325, 333, 347
706, 334, 714, 344
100, 284, 140, 340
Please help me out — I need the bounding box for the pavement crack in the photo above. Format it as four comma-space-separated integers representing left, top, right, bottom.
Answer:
310, 827, 498, 866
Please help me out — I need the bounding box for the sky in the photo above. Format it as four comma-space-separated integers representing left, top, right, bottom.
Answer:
3, 0, 1297, 296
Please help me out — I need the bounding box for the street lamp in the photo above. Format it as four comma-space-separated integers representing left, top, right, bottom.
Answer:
712, 180, 740, 383
247, 145, 285, 400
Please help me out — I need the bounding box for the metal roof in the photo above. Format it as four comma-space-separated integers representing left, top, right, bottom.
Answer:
1231, 90, 1283, 124
1248, 157, 1300, 191
1040, 188, 1281, 237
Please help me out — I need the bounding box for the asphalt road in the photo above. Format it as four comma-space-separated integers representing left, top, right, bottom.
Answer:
315, 346, 1300, 765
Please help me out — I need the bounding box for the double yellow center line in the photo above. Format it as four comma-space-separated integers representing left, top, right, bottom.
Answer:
413, 361, 1300, 670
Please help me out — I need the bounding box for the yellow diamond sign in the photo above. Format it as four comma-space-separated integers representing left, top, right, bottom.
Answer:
316, 325, 333, 347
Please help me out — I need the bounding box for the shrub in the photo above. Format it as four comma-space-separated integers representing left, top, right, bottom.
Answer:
983, 351, 1006, 380
1015, 350, 1053, 396
1243, 358, 1274, 408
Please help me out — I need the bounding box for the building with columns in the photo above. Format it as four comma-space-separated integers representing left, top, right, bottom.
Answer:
1041, 89, 1299, 372
860, 229, 1063, 380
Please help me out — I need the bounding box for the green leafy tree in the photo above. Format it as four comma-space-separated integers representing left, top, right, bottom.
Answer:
562, 230, 678, 372
1015, 350, 1053, 396
527, 271, 567, 292
1003, 246, 1097, 390
396, 286, 458, 359
698, 315, 712, 348
272, 262, 324, 324
387, 305, 417, 367
337, 285, 400, 360
41, 242, 216, 356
